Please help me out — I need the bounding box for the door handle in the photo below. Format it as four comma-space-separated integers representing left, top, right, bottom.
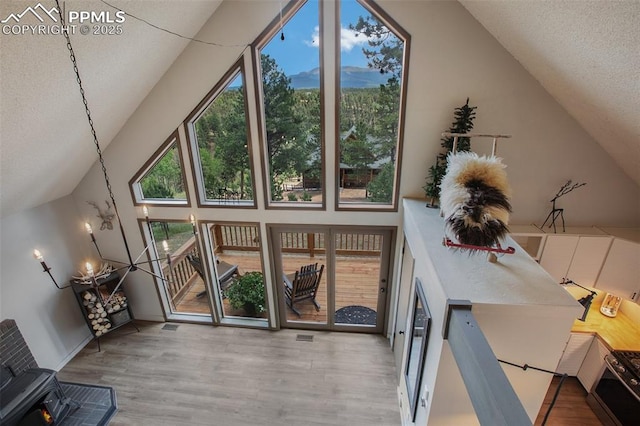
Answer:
380, 287, 386, 293
398, 331, 404, 335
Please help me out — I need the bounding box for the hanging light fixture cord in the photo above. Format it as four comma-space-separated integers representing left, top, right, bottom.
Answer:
55, 0, 135, 267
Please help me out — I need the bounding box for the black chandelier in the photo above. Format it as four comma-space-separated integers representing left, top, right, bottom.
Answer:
33, 0, 197, 302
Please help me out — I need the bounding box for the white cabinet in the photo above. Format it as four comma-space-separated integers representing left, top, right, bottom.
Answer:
577, 337, 609, 392
538, 234, 612, 285
556, 333, 594, 376
595, 238, 640, 302
566, 236, 613, 287
539, 235, 580, 282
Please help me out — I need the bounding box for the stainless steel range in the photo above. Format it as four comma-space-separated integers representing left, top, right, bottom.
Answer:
587, 350, 640, 426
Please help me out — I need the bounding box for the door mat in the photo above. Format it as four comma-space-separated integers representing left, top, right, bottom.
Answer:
335, 305, 377, 325
58, 382, 117, 426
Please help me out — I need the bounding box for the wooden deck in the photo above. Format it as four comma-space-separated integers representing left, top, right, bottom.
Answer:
174, 251, 382, 323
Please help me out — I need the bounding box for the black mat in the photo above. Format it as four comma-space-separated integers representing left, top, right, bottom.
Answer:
58, 382, 117, 426
335, 305, 377, 325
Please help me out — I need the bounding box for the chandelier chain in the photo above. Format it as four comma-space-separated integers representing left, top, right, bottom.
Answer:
55, 0, 122, 227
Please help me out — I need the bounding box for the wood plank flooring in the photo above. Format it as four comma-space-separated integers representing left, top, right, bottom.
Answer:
534, 376, 603, 426
175, 252, 382, 323
58, 321, 400, 426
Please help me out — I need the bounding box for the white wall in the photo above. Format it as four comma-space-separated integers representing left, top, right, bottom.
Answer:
0, 195, 93, 369
384, 0, 639, 228
3, 0, 637, 371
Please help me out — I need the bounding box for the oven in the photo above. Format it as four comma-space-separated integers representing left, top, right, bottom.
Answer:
587, 350, 640, 426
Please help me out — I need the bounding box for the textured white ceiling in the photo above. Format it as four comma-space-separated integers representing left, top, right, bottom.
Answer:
0, 0, 222, 217
1, 0, 638, 218
461, 0, 640, 186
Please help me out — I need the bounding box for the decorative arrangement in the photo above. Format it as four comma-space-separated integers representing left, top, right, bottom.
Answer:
424, 98, 477, 207
540, 180, 586, 233
71, 262, 114, 284
439, 133, 515, 260
87, 200, 115, 231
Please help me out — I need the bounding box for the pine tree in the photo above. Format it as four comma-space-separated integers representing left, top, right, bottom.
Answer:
423, 98, 477, 206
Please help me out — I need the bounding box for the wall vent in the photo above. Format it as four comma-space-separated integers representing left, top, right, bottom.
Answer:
296, 334, 314, 342
162, 324, 179, 331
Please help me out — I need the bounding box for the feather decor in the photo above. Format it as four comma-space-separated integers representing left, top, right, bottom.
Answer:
440, 152, 512, 249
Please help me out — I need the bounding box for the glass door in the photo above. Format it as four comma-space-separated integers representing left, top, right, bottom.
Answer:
271, 225, 393, 332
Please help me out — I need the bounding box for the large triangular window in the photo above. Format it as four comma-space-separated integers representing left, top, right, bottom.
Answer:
129, 130, 190, 206
186, 60, 255, 207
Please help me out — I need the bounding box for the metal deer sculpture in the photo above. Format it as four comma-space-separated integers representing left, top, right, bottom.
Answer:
88, 200, 115, 230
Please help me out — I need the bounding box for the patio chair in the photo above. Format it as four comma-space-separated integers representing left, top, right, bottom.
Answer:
283, 263, 324, 317
186, 254, 238, 298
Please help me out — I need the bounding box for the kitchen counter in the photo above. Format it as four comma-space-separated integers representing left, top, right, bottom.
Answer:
571, 301, 640, 351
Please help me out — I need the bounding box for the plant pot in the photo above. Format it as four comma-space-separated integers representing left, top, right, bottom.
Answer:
243, 302, 257, 317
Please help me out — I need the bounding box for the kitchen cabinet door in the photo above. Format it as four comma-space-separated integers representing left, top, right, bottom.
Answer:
595, 238, 640, 302
566, 236, 613, 287
556, 333, 594, 376
577, 338, 609, 392
539, 235, 580, 283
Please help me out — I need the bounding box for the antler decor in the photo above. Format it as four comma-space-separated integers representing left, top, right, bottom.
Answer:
87, 200, 115, 230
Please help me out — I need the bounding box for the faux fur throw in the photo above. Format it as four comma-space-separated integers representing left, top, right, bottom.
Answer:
440, 152, 512, 248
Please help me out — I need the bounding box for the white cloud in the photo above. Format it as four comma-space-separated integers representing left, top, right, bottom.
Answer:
341, 26, 370, 52
304, 26, 320, 47
304, 26, 375, 52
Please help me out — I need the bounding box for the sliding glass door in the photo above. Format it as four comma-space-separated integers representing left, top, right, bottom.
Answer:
270, 225, 393, 332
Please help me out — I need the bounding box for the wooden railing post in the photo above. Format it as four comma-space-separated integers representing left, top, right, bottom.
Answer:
214, 224, 224, 253
307, 233, 315, 258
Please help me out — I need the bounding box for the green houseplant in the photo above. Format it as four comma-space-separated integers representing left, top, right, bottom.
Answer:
225, 272, 266, 317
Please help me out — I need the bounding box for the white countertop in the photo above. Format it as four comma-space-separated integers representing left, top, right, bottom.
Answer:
403, 198, 582, 310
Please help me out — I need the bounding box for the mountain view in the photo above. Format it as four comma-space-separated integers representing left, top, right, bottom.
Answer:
289, 66, 390, 89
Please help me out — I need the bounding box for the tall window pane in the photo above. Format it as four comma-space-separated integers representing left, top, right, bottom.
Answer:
338, 0, 407, 208
259, 0, 323, 205
189, 67, 254, 206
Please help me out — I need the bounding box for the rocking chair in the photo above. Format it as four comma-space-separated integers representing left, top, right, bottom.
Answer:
283, 263, 324, 317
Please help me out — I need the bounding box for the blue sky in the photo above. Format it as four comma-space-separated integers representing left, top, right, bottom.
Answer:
262, 0, 375, 75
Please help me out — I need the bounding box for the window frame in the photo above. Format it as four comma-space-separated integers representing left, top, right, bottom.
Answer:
252, 0, 326, 210
334, 0, 410, 212
128, 130, 191, 207
184, 58, 258, 209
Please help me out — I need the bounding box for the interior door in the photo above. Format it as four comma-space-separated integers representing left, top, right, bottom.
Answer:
394, 238, 415, 381
270, 225, 393, 332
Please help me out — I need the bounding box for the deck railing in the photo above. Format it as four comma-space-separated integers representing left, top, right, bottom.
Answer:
161, 238, 199, 306
160, 226, 382, 305
213, 224, 382, 257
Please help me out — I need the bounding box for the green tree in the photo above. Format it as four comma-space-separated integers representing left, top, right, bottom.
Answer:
367, 162, 395, 203
261, 54, 307, 200
349, 11, 404, 203
194, 74, 252, 200
140, 145, 182, 198
423, 98, 477, 203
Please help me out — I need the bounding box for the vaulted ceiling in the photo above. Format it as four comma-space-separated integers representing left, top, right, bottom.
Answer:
1, 0, 638, 218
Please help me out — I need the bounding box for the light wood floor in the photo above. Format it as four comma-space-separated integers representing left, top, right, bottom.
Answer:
57, 321, 400, 426
534, 376, 602, 425
175, 252, 382, 323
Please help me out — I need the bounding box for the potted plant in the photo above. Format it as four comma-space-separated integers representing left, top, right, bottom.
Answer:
225, 272, 266, 317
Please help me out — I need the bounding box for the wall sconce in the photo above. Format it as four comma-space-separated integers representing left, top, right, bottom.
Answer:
33, 249, 70, 289
560, 278, 597, 321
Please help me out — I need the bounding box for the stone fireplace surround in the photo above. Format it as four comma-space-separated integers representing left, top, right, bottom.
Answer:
0, 319, 76, 425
